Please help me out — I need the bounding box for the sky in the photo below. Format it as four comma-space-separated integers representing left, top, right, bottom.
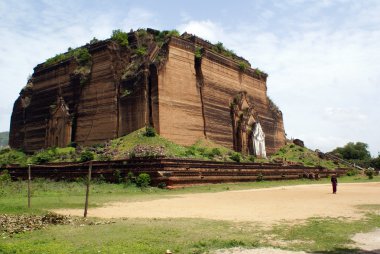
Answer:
0, 0, 379, 155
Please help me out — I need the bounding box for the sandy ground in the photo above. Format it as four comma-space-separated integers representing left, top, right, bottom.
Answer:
55, 182, 380, 224
55, 182, 380, 253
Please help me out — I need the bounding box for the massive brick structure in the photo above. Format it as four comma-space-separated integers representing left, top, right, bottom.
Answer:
9, 29, 286, 155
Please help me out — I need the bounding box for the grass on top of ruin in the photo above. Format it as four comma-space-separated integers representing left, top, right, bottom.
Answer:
0, 174, 379, 215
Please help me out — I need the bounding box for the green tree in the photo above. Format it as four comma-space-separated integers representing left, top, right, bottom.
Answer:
331, 142, 371, 160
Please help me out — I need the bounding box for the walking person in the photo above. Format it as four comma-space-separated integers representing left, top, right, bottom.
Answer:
331, 174, 338, 194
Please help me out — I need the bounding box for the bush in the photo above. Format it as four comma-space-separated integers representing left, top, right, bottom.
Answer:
136, 47, 147, 56
113, 169, 122, 184
80, 150, 94, 162
257, 173, 263, 182
207, 148, 222, 159
0, 170, 11, 182
111, 29, 129, 47
230, 152, 242, 162
248, 155, 255, 162
32, 151, 53, 164
125, 171, 135, 185
136, 173, 151, 188
144, 126, 156, 137
346, 168, 360, 176
364, 168, 375, 179
73, 48, 91, 66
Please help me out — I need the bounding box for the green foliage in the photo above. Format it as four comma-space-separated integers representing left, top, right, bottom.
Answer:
121, 89, 132, 97
44, 47, 91, 68
271, 144, 345, 170
79, 150, 94, 162
0, 149, 27, 167
32, 150, 53, 164
30, 147, 77, 164
136, 46, 147, 56
157, 182, 167, 189
370, 155, 380, 169
144, 126, 156, 137
364, 168, 375, 179
257, 173, 263, 182
346, 168, 360, 176
111, 29, 129, 47
255, 68, 262, 76
331, 142, 371, 161
73, 48, 91, 66
136, 173, 151, 188
230, 152, 242, 162
156, 29, 180, 42
0, 169, 11, 182
238, 61, 248, 71
89, 37, 99, 44
113, 169, 123, 184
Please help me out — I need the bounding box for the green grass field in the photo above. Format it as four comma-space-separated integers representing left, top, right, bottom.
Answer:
1, 175, 380, 253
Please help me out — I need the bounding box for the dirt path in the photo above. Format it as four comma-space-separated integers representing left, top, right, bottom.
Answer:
55, 182, 380, 224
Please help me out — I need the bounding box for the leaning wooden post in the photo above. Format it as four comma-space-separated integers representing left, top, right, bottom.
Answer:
84, 161, 92, 217
27, 164, 31, 208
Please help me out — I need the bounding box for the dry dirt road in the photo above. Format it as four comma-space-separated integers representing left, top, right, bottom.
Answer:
56, 182, 380, 224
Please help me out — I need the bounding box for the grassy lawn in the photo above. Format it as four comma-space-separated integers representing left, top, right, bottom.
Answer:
1, 175, 379, 253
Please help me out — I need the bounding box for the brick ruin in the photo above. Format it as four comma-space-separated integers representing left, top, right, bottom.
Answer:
9, 29, 286, 155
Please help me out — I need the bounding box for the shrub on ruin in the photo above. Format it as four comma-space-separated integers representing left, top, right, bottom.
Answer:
230, 152, 242, 162
111, 29, 129, 47
144, 126, 156, 137
157, 182, 167, 189
73, 48, 91, 66
136, 173, 151, 188
80, 150, 94, 162
32, 150, 53, 164
210, 148, 222, 158
136, 46, 147, 56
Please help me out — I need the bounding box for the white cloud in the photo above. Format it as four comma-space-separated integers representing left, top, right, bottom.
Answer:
177, 20, 224, 43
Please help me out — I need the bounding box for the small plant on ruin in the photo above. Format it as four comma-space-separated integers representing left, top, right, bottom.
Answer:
144, 126, 156, 137
136, 46, 147, 56
230, 152, 242, 162
79, 150, 94, 162
157, 182, 167, 189
111, 29, 129, 47
73, 48, 91, 66
257, 173, 263, 182
89, 37, 99, 44
136, 173, 151, 188
238, 61, 248, 71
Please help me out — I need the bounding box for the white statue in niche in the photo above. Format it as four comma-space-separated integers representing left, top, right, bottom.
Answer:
252, 122, 266, 158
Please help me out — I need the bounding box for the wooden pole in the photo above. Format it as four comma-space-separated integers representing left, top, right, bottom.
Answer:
27, 164, 31, 208
84, 161, 92, 217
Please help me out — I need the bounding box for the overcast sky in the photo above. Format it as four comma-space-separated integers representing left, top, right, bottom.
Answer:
1, 0, 379, 155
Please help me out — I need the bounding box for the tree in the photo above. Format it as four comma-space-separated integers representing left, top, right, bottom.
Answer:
331, 142, 371, 160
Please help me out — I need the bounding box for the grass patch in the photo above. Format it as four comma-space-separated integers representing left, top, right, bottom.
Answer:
270, 214, 380, 252
272, 144, 346, 169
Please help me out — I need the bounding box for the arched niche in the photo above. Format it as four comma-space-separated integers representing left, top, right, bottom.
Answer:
46, 96, 72, 148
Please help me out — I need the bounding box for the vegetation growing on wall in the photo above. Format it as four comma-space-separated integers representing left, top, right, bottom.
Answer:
110, 29, 129, 47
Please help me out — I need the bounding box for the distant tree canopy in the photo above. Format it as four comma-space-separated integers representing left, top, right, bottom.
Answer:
331, 142, 371, 161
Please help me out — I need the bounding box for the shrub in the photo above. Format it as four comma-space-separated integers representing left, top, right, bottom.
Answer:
113, 169, 122, 183
230, 152, 242, 162
32, 151, 53, 164
126, 171, 135, 185
80, 150, 94, 162
238, 61, 248, 71
111, 29, 129, 47
73, 48, 91, 66
364, 168, 375, 179
136, 173, 151, 188
136, 47, 147, 56
346, 168, 360, 176
144, 126, 156, 137
248, 155, 255, 162
210, 148, 222, 157
257, 173, 263, 182
0, 170, 11, 182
